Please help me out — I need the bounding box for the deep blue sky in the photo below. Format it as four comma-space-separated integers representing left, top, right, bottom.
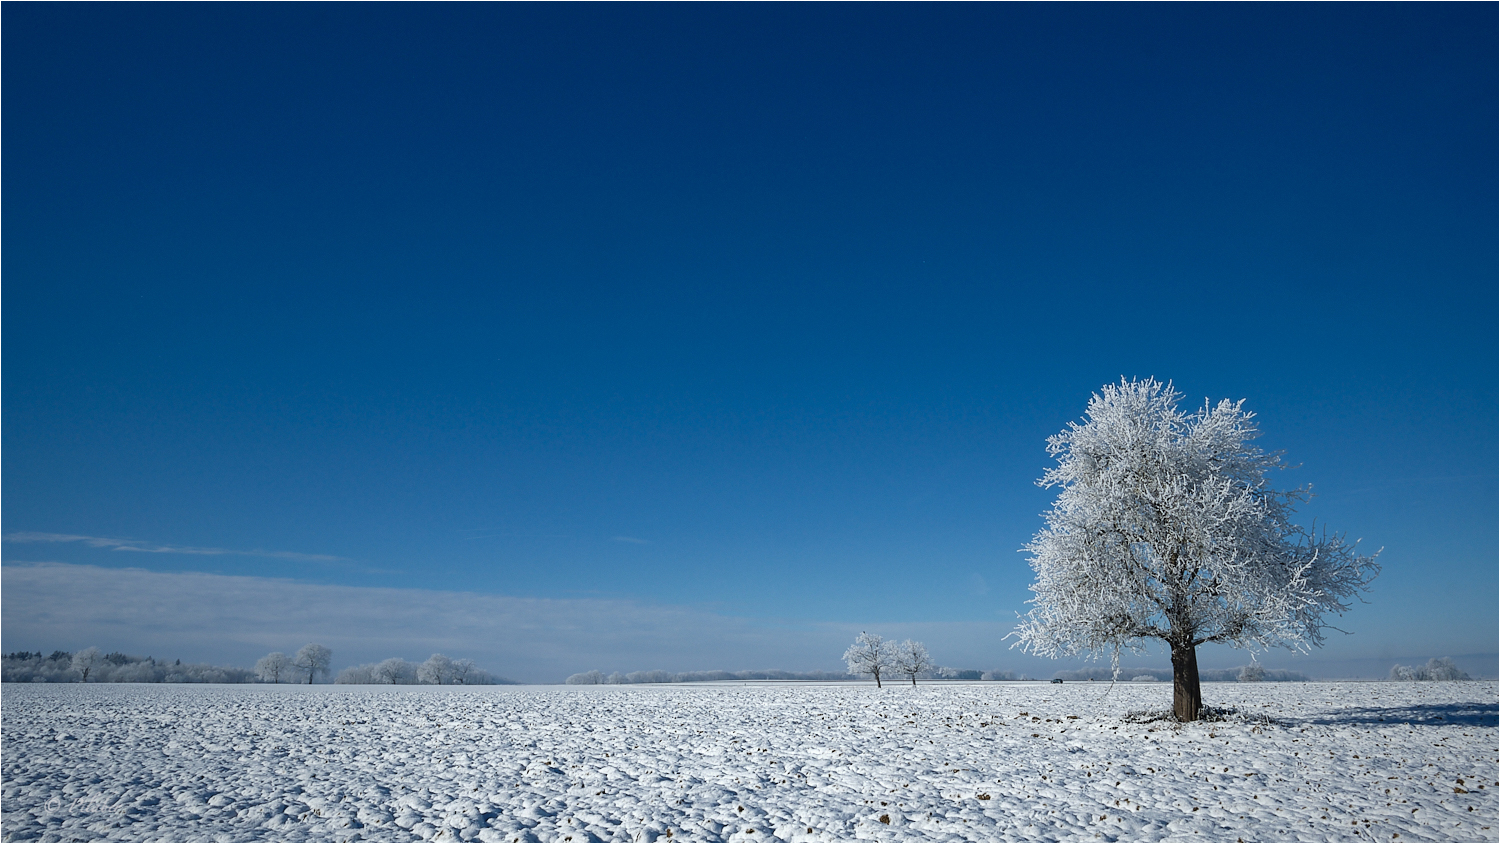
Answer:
4, 4, 1495, 679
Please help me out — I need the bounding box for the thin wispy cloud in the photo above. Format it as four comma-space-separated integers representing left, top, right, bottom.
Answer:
0, 562, 1043, 683
611, 536, 651, 545
1, 562, 860, 682
2, 533, 348, 563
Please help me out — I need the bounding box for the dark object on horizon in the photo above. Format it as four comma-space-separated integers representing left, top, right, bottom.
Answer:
1051, 678, 1063, 684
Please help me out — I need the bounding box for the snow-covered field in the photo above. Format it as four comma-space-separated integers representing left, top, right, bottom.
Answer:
3, 681, 1495, 843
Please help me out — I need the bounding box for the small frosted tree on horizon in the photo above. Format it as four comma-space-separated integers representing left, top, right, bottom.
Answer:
72, 647, 103, 682
255, 652, 291, 684
418, 654, 455, 685
890, 640, 933, 687
293, 643, 332, 684
450, 658, 475, 685
374, 657, 417, 684
844, 632, 894, 688
1012, 378, 1379, 721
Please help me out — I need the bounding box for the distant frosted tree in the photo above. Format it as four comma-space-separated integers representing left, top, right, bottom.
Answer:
1237, 663, 1266, 682
890, 640, 933, 687
566, 670, 605, 685
418, 654, 455, 685
293, 644, 332, 684
1389, 657, 1471, 681
374, 657, 417, 684
450, 658, 475, 685
1012, 379, 1380, 721
843, 632, 894, 688
255, 652, 292, 684
72, 647, 103, 682
1419, 657, 1470, 681
335, 664, 377, 684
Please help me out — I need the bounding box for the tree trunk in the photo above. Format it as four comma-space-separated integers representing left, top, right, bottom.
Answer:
1170, 642, 1202, 722
874, 670, 882, 689
910, 675, 917, 687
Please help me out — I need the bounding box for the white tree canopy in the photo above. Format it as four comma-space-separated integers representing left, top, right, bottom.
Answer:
72, 647, 103, 682
293, 643, 333, 684
1389, 657, 1470, 681
254, 652, 291, 684
450, 658, 475, 685
418, 654, 455, 685
1011, 379, 1378, 712
890, 640, 933, 686
374, 657, 418, 684
843, 632, 893, 688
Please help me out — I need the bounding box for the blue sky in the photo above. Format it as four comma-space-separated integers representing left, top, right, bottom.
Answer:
4, 4, 1495, 681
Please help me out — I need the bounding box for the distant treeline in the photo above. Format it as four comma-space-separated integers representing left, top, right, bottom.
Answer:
565, 668, 1033, 684
335, 655, 519, 685
1388, 658, 1471, 681
1054, 665, 1310, 682
3, 647, 515, 686
2, 650, 256, 684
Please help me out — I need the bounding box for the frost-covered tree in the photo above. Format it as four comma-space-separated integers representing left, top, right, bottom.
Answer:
255, 652, 291, 684
418, 654, 455, 685
1389, 657, 1471, 681
374, 657, 417, 684
1012, 379, 1380, 721
335, 663, 377, 684
843, 632, 894, 688
293, 643, 332, 684
450, 658, 475, 685
1237, 662, 1266, 682
72, 647, 103, 682
890, 640, 933, 687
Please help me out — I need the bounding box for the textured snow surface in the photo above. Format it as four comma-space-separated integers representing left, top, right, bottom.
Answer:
3, 681, 1495, 843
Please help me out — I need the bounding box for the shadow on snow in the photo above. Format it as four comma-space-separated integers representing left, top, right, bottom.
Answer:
1292, 701, 1498, 728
